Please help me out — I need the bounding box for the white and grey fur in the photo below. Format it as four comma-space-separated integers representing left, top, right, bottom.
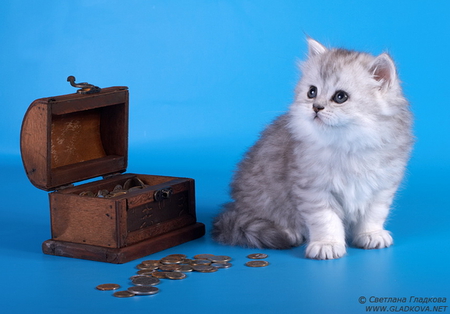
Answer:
212, 38, 413, 259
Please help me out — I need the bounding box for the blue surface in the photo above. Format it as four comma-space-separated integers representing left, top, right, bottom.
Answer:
1, 1, 449, 313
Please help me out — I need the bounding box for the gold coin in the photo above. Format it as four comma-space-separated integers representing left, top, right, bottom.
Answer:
136, 270, 156, 276
245, 260, 269, 267
110, 191, 127, 197
193, 254, 215, 259
79, 191, 95, 197
247, 253, 269, 259
165, 254, 187, 259
166, 272, 187, 280
96, 283, 121, 291
151, 271, 170, 279
141, 260, 161, 267
159, 264, 182, 272
113, 290, 135, 298
160, 257, 183, 264
136, 263, 157, 270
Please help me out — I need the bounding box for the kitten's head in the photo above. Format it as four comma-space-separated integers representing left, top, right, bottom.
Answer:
289, 38, 407, 147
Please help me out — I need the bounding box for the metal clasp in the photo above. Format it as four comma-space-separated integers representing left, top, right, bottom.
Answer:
154, 187, 173, 202
67, 76, 101, 94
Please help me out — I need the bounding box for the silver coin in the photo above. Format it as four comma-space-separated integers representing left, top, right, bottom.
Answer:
113, 184, 123, 192
211, 262, 232, 269
178, 265, 194, 272
192, 265, 218, 273
127, 286, 159, 295
209, 255, 232, 262
131, 276, 160, 286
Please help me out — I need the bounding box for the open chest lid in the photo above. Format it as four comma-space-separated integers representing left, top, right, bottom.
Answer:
20, 76, 129, 191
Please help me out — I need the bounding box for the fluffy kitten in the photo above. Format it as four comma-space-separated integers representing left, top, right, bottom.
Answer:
212, 38, 413, 259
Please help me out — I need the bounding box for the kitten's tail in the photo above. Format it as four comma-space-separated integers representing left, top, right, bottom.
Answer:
211, 203, 300, 249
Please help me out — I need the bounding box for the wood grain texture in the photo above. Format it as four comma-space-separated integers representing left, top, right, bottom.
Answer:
20, 100, 51, 190
42, 223, 206, 264
21, 87, 129, 191
22, 86, 205, 264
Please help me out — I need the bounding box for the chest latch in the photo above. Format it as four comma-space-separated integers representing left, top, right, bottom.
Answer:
67, 76, 101, 94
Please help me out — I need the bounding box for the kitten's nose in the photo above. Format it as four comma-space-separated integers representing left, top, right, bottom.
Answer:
313, 103, 325, 113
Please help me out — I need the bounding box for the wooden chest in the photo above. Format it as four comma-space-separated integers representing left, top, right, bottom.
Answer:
20, 77, 205, 263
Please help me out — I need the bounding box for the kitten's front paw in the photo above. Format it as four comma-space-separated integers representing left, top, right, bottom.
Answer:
305, 241, 346, 260
353, 230, 393, 249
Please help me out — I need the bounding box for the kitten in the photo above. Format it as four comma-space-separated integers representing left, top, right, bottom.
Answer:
212, 38, 413, 260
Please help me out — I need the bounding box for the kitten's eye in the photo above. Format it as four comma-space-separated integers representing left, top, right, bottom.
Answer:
332, 90, 349, 104
307, 86, 317, 99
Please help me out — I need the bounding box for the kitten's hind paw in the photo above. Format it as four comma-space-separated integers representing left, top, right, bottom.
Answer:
305, 241, 346, 260
353, 230, 393, 249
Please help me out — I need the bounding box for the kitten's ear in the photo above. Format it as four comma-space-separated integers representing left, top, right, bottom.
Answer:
369, 53, 398, 91
307, 38, 327, 57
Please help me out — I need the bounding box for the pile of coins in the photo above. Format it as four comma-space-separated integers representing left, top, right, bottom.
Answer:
245, 253, 270, 267
80, 177, 147, 198
96, 253, 269, 298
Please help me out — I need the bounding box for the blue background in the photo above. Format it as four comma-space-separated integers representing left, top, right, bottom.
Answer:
1, 1, 449, 313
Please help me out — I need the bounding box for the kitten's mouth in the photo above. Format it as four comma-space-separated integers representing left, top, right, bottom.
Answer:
313, 114, 323, 123
313, 114, 328, 126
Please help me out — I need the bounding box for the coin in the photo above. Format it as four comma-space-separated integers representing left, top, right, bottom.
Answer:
127, 286, 159, 295
159, 264, 182, 272
136, 263, 157, 270
79, 191, 95, 197
247, 253, 269, 259
134, 177, 146, 188
112, 185, 123, 192
192, 265, 218, 273
141, 260, 161, 267
165, 254, 187, 259
131, 276, 160, 286
165, 272, 187, 280
193, 254, 215, 259
113, 290, 135, 298
109, 191, 127, 197
212, 262, 232, 269
178, 265, 193, 272
151, 271, 170, 279
209, 255, 232, 263
190, 259, 211, 266
245, 260, 269, 267
96, 283, 121, 291
128, 186, 143, 192
160, 257, 183, 265
123, 179, 133, 190
136, 270, 156, 276
96, 189, 110, 198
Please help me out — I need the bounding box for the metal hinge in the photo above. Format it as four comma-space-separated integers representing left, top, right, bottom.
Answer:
103, 172, 123, 180
55, 183, 75, 191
